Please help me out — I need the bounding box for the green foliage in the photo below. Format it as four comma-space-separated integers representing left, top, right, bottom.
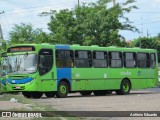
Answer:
0, 39, 7, 51
40, 0, 137, 46
132, 37, 157, 48
9, 23, 50, 44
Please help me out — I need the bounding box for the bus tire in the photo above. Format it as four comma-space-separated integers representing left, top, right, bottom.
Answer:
45, 92, 55, 98
30, 92, 43, 99
116, 79, 131, 95
80, 91, 92, 96
56, 81, 68, 98
22, 92, 31, 98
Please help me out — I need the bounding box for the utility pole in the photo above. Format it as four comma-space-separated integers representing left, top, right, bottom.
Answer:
139, 17, 143, 48
147, 30, 150, 38
0, 11, 4, 40
78, 0, 80, 7
113, 0, 116, 6
0, 24, 3, 40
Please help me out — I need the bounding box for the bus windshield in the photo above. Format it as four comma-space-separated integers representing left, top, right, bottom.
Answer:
7, 54, 37, 74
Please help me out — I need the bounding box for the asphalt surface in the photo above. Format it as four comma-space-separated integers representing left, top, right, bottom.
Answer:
32, 87, 160, 119
0, 87, 160, 120
34, 87, 160, 111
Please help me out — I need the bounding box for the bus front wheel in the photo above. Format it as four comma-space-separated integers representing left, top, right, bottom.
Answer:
116, 79, 131, 95
56, 81, 69, 98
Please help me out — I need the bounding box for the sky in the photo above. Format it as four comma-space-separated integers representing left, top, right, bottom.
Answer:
0, 0, 160, 41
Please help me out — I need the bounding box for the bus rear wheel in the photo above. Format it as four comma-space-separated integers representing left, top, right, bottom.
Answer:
80, 91, 92, 96
22, 92, 31, 98
45, 92, 55, 98
56, 81, 69, 98
30, 92, 43, 99
116, 79, 131, 95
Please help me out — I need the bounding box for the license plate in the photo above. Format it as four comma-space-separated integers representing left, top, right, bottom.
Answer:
15, 86, 21, 89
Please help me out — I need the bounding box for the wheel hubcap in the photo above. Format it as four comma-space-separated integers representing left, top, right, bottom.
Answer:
60, 85, 66, 94
123, 83, 129, 92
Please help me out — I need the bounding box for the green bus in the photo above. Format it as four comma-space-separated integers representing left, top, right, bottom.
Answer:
5, 44, 158, 98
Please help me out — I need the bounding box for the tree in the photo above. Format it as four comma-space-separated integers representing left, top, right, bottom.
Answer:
40, 0, 138, 46
0, 39, 7, 51
132, 37, 157, 48
9, 23, 50, 44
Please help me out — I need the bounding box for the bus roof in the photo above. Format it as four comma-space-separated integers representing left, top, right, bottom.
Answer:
7, 43, 157, 53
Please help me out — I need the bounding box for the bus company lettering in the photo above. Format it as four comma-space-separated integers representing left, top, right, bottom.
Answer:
121, 71, 131, 76
75, 73, 80, 78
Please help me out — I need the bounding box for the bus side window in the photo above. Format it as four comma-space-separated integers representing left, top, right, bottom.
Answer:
137, 53, 150, 68
150, 53, 156, 68
109, 52, 122, 68
56, 50, 74, 68
93, 51, 107, 68
75, 50, 92, 68
124, 52, 137, 68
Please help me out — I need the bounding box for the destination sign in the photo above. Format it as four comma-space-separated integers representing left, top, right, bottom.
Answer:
7, 46, 35, 52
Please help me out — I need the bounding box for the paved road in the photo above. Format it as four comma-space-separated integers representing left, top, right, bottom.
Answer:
34, 87, 160, 111
0, 87, 160, 120
32, 87, 160, 119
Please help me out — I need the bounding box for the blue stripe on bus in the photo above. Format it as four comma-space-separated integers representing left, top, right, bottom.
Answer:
55, 45, 72, 86
1, 80, 6, 85
7, 77, 33, 84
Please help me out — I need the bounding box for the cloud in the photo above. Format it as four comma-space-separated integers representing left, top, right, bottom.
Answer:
11, 8, 29, 17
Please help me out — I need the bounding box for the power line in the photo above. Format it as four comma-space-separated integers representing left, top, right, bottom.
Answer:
135, 20, 160, 26
132, 16, 160, 22
5, 4, 74, 15
2, 1, 73, 12
130, 12, 160, 14
2, 0, 95, 14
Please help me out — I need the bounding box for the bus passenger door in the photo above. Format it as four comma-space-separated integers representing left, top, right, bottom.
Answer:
38, 49, 56, 92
